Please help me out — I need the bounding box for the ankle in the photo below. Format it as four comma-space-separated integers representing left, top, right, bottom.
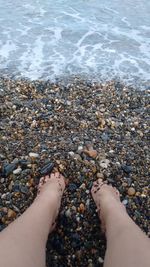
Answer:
105, 204, 130, 235
104, 201, 127, 225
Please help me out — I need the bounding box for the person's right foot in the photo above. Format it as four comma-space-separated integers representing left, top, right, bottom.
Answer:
36, 172, 66, 232
91, 178, 126, 232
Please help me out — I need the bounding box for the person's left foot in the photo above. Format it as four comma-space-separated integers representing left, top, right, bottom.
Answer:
37, 172, 66, 232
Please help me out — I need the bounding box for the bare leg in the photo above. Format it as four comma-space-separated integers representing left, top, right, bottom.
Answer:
0, 172, 65, 267
91, 179, 150, 267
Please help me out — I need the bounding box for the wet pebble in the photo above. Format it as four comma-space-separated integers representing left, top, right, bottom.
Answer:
2, 163, 17, 177
99, 159, 110, 169
29, 152, 39, 158
13, 167, 22, 175
121, 164, 132, 174
128, 187, 136, 196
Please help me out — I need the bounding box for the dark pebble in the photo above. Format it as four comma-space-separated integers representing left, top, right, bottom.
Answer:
19, 160, 29, 169
101, 132, 110, 142
20, 186, 29, 194
2, 163, 17, 177
68, 183, 78, 192
40, 162, 54, 176
13, 184, 20, 192
121, 164, 132, 174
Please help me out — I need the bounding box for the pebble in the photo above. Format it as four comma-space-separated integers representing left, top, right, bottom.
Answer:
122, 199, 128, 205
1, 178, 5, 183
69, 183, 77, 192
84, 149, 98, 159
99, 159, 110, 169
77, 146, 83, 153
65, 208, 71, 218
101, 132, 109, 142
98, 257, 104, 263
40, 162, 54, 176
20, 186, 29, 194
128, 187, 136, 196
68, 151, 75, 157
29, 152, 39, 158
7, 209, 16, 219
78, 203, 85, 213
13, 167, 22, 175
73, 154, 82, 161
2, 163, 17, 177
0, 154, 5, 159
121, 164, 132, 174
80, 183, 86, 189
96, 172, 104, 179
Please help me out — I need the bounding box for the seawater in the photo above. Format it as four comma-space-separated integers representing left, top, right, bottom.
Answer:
0, 0, 150, 87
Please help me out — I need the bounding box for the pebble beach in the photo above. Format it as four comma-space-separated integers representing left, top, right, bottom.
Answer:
0, 77, 149, 267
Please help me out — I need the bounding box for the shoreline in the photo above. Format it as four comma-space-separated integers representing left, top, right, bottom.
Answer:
0, 77, 149, 266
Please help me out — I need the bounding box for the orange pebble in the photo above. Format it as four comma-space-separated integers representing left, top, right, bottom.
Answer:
79, 203, 85, 213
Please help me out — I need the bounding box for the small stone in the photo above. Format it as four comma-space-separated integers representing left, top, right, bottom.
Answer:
2, 163, 17, 177
139, 131, 144, 137
7, 209, 16, 219
13, 167, 22, 175
78, 203, 85, 213
1, 178, 5, 183
86, 199, 90, 208
1, 194, 6, 200
2, 207, 8, 213
29, 152, 39, 158
122, 199, 128, 205
12, 158, 19, 164
20, 186, 29, 194
0, 154, 5, 159
101, 133, 109, 142
99, 118, 106, 127
80, 183, 86, 189
122, 182, 128, 187
8, 181, 13, 191
84, 149, 98, 159
99, 108, 105, 112
96, 172, 104, 179
71, 206, 77, 212
40, 162, 54, 176
128, 187, 136, 196
68, 151, 75, 157
134, 121, 139, 127
65, 208, 71, 218
73, 154, 82, 161
99, 159, 110, 169
77, 146, 83, 152
69, 183, 77, 192
121, 164, 132, 174
98, 257, 104, 263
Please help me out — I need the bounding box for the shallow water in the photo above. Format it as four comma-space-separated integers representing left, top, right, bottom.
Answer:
0, 0, 150, 87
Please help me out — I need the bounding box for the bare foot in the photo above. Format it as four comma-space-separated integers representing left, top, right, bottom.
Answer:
36, 172, 66, 232
91, 179, 126, 232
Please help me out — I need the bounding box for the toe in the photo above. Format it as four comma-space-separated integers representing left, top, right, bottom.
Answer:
97, 178, 103, 184
54, 172, 66, 191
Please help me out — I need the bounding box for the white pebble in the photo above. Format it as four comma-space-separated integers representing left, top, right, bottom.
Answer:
122, 199, 128, 205
13, 168, 22, 175
78, 145, 83, 152
99, 159, 110, 169
65, 209, 71, 218
29, 152, 39, 158
98, 257, 104, 263
68, 151, 75, 157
